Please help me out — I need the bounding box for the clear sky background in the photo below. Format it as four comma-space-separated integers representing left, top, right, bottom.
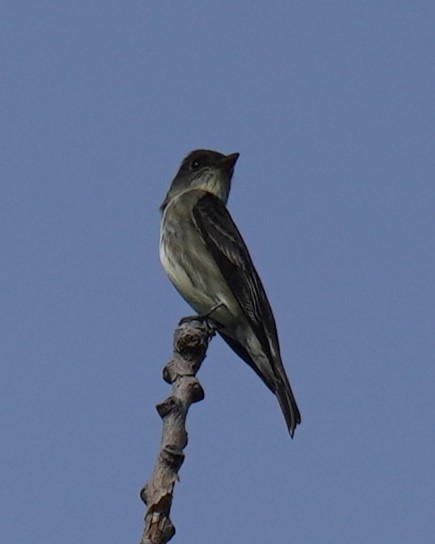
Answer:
2, 1, 434, 543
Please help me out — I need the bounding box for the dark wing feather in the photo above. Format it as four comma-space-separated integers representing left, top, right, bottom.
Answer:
191, 192, 279, 359
192, 193, 301, 437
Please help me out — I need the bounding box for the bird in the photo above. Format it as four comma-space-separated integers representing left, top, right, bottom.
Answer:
159, 149, 301, 437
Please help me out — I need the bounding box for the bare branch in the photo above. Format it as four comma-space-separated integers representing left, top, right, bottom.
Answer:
139, 317, 215, 544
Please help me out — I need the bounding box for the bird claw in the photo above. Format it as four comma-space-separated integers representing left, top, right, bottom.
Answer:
178, 303, 224, 331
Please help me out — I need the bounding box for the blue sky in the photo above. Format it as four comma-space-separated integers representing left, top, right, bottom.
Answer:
2, 1, 434, 542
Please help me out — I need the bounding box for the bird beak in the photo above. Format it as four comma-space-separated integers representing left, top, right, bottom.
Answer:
219, 152, 240, 173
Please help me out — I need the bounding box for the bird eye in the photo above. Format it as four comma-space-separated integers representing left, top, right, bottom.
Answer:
190, 159, 201, 170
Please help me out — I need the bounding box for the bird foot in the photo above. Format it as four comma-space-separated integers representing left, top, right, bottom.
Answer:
178, 302, 224, 330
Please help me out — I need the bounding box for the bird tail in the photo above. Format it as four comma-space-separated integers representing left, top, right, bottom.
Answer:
218, 330, 301, 437
275, 368, 301, 439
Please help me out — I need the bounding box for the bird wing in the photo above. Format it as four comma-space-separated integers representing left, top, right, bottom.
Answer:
191, 192, 279, 360
192, 192, 301, 437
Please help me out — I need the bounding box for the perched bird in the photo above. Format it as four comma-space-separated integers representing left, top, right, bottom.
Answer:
159, 149, 301, 437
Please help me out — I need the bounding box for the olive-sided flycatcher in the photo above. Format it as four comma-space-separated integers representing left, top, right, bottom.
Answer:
159, 149, 301, 437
